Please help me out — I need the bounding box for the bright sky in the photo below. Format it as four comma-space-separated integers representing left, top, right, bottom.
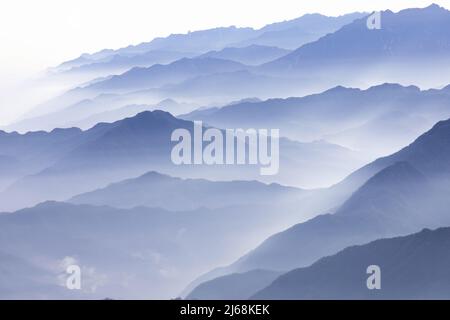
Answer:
0, 0, 449, 125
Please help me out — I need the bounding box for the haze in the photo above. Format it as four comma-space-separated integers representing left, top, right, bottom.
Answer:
0, 0, 449, 125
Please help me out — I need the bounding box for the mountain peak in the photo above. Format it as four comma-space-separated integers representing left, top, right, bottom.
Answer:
138, 171, 173, 181
394, 3, 448, 15
322, 85, 361, 95
368, 83, 421, 93
127, 110, 174, 121
86, 110, 182, 134
425, 3, 446, 11
119, 110, 187, 128
424, 117, 450, 136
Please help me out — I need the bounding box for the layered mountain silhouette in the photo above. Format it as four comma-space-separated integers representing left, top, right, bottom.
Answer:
261, 4, 450, 89
234, 13, 366, 49
23, 6, 449, 134
254, 227, 450, 299
0, 111, 193, 210
54, 12, 364, 72
183, 83, 450, 156
199, 45, 291, 65
0, 110, 364, 211
27, 12, 370, 130
86, 57, 247, 93
18, 82, 450, 154
0, 127, 85, 190
189, 117, 450, 291
9, 97, 194, 132
232, 161, 433, 272
58, 50, 198, 79
51, 27, 255, 72
4, 4, 450, 301
22, 57, 248, 126
0, 200, 305, 299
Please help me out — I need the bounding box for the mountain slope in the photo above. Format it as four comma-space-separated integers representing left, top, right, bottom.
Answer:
254, 227, 450, 299
192, 117, 450, 287
230, 161, 435, 272
61, 50, 198, 77
199, 45, 291, 65
76, 27, 256, 61
86, 57, 247, 93
182, 83, 450, 156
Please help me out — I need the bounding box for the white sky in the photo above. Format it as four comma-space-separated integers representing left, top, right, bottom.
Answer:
0, 0, 449, 125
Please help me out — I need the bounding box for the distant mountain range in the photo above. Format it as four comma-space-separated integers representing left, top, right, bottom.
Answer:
183, 83, 450, 157
233, 13, 366, 49
260, 4, 450, 89
59, 50, 198, 78
0, 127, 84, 191
21, 12, 366, 129
53, 12, 365, 73
0, 110, 365, 211
0, 111, 194, 210
0, 201, 299, 299
11, 82, 450, 167
198, 45, 291, 66
60, 45, 289, 80
17, 6, 450, 134
41, 13, 365, 102
69, 171, 305, 211
8, 97, 195, 132
3, 4, 450, 300
52, 27, 255, 72
87, 57, 247, 93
